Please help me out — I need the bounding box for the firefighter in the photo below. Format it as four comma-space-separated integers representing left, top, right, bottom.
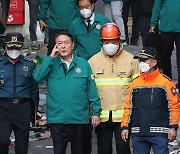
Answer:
89, 23, 139, 154
121, 47, 179, 154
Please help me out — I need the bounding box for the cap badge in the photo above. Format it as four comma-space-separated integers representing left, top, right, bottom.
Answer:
171, 86, 177, 96
11, 36, 18, 42
141, 50, 145, 53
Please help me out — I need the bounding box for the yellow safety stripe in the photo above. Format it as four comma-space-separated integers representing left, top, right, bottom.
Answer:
112, 110, 124, 118
100, 110, 109, 118
132, 73, 140, 80
100, 110, 124, 119
95, 78, 131, 86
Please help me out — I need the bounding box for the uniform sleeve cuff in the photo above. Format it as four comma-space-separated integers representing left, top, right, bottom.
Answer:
121, 126, 129, 131
92, 112, 100, 117
169, 125, 179, 131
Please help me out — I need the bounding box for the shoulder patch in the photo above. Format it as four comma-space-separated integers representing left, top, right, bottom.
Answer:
171, 86, 178, 96
23, 56, 33, 62
163, 74, 171, 81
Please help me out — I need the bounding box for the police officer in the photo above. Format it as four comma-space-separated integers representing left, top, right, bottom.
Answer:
0, 32, 39, 154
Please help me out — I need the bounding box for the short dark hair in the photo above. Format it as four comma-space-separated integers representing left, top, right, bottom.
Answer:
55, 31, 74, 42
77, 0, 97, 5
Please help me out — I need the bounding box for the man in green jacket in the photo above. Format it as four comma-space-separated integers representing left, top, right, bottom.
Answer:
150, 0, 180, 89
38, 0, 79, 56
33, 31, 101, 154
69, 0, 110, 60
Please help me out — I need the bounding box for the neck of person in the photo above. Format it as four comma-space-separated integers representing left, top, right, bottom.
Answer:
8, 57, 19, 64
60, 54, 72, 62
146, 67, 157, 74
85, 12, 94, 21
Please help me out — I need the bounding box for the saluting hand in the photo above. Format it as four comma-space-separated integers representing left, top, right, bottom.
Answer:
91, 116, 100, 128
50, 44, 59, 58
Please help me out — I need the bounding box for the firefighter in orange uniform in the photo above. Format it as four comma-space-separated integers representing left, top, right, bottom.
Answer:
89, 23, 139, 154
121, 47, 179, 154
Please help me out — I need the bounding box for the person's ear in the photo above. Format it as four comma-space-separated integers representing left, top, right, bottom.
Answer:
92, 3, 95, 9
152, 59, 157, 67
72, 42, 74, 49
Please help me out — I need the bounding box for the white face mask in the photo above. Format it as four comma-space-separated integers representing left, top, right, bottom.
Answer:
6, 50, 21, 59
139, 61, 150, 73
103, 44, 119, 56
80, 8, 92, 19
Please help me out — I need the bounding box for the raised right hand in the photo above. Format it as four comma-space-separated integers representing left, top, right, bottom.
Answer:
50, 44, 59, 58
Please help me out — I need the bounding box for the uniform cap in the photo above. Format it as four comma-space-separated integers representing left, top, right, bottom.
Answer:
5, 32, 24, 49
134, 47, 158, 60
101, 23, 120, 40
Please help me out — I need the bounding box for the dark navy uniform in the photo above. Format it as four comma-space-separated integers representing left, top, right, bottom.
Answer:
0, 33, 39, 154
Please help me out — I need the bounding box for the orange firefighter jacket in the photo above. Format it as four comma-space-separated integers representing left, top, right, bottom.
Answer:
89, 48, 139, 122
121, 69, 179, 137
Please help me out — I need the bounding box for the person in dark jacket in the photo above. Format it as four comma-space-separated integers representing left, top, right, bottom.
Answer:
122, 0, 139, 46
26, 0, 40, 47
121, 47, 179, 154
132, 0, 154, 46
0, 32, 39, 154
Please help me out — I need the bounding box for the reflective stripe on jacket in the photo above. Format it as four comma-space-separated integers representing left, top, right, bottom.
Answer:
89, 49, 139, 122
121, 69, 179, 137
100, 110, 124, 119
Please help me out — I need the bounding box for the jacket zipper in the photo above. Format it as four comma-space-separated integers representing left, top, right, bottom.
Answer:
151, 88, 153, 103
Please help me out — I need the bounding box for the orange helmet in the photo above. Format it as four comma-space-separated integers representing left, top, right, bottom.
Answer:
101, 23, 120, 40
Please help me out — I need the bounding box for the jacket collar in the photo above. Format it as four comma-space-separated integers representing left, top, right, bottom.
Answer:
140, 68, 160, 81
80, 12, 101, 30
80, 12, 96, 23
2, 55, 23, 65
56, 54, 77, 67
